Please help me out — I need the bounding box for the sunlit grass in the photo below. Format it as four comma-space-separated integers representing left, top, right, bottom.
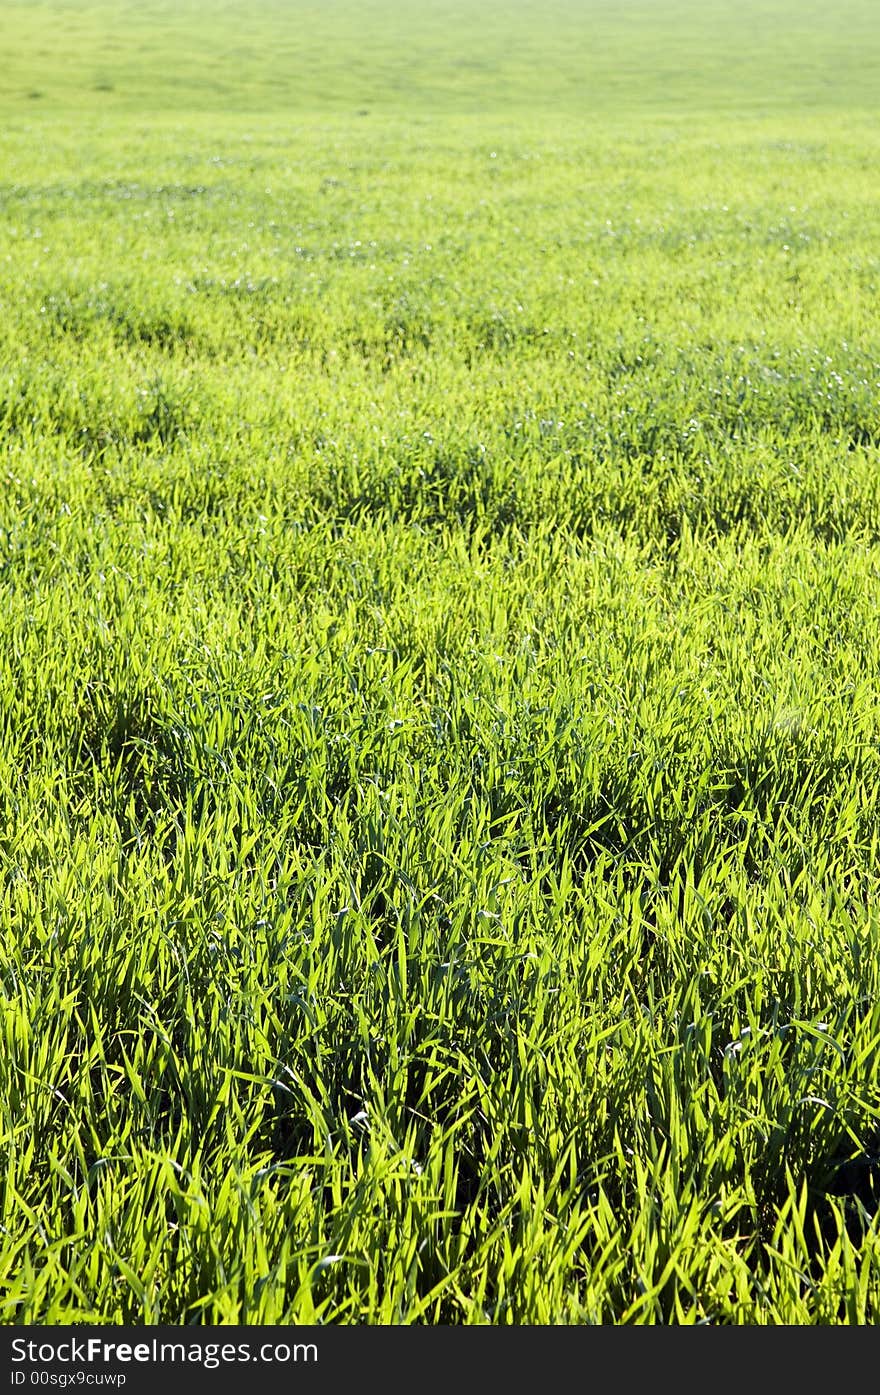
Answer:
2, 0, 880, 1324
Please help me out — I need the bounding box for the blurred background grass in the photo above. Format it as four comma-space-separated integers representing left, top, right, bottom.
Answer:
2, 0, 880, 119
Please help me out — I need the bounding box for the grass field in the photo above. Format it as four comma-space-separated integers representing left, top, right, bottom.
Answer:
2, 0, 880, 1324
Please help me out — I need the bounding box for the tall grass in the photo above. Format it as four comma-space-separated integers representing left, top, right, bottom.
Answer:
2, 0, 880, 1323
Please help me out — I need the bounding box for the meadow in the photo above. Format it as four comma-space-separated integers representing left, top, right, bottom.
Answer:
2, 0, 880, 1323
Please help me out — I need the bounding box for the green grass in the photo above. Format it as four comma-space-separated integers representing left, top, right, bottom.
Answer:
2, 0, 880, 1324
